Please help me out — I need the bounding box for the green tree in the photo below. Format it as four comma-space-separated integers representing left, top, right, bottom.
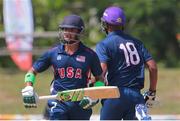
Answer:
122, 0, 180, 67
0, 0, 179, 68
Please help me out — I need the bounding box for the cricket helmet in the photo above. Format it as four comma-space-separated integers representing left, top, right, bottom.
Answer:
59, 14, 84, 31
59, 15, 85, 44
101, 6, 126, 26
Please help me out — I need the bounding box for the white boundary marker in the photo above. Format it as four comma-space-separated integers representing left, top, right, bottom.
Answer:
0, 114, 180, 120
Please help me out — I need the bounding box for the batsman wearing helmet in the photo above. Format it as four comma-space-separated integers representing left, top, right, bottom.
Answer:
21, 14, 104, 120
96, 6, 158, 120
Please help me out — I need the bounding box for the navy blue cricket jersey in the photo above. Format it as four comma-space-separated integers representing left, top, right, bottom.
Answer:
33, 42, 102, 94
96, 30, 152, 89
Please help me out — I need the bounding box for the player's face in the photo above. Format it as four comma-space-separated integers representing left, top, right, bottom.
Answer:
100, 19, 109, 35
60, 28, 81, 44
63, 28, 79, 40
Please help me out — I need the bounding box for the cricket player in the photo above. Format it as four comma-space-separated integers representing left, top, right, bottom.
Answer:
21, 14, 104, 120
96, 6, 158, 120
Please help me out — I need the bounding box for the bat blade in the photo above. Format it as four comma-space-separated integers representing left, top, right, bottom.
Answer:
83, 86, 120, 100
39, 86, 120, 101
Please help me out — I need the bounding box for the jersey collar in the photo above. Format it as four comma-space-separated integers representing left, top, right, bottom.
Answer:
57, 44, 65, 54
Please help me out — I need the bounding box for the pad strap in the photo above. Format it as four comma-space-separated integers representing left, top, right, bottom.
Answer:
25, 72, 36, 85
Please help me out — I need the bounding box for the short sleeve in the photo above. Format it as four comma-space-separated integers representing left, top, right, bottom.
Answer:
90, 52, 102, 77
141, 44, 153, 62
32, 51, 51, 72
96, 42, 110, 63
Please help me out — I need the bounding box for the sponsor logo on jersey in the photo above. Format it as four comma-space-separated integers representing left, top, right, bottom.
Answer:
57, 55, 61, 60
76, 55, 85, 62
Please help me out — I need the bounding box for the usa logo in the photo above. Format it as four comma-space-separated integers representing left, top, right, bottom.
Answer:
76, 55, 85, 62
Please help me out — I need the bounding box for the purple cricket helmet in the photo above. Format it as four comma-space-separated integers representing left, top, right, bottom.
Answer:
101, 6, 126, 26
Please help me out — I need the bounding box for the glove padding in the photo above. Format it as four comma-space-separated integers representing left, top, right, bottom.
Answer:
21, 86, 38, 108
135, 104, 151, 120
143, 90, 156, 108
79, 97, 99, 109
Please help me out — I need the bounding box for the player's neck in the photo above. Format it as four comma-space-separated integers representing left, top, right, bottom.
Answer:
65, 42, 80, 55
108, 25, 124, 32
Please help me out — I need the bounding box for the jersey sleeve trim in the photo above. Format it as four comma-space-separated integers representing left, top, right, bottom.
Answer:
145, 56, 153, 62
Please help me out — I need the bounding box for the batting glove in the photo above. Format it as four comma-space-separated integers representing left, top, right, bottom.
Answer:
143, 90, 156, 108
135, 104, 151, 120
79, 97, 99, 109
21, 86, 38, 108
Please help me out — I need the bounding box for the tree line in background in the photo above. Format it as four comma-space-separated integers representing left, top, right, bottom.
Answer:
0, 0, 179, 68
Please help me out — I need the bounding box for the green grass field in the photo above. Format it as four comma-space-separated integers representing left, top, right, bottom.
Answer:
0, 67, 180, 114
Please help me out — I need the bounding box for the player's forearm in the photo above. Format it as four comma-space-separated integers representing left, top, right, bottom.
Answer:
149, 72, 157, 91
146, 59, 158, 91
149, 62, 158, 91
100, 63, 108, 78
28, 67, 38, 75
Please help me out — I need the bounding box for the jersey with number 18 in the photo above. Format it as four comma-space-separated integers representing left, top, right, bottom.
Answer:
96, 30, 152, 89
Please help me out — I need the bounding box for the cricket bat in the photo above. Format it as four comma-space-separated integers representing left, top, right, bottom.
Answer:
39, 86, 120, 101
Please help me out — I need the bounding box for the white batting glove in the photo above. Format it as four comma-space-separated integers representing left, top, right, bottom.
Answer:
79, 97, 99, 109
143, 90, 156, 108
21, 86, 38, 108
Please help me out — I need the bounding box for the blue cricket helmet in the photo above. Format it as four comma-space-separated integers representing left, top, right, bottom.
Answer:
58, 14, 85, 44
59, 14, 85, 31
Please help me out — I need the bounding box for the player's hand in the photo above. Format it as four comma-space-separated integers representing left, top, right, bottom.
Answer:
87, 80, 95, 87
79, 97, 99, 109
87, 80, 105, 87
21, 86, 38, 108
143, 90, 156, 108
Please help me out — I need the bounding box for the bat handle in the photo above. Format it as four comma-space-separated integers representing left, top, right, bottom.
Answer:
39, 94, 57, 100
